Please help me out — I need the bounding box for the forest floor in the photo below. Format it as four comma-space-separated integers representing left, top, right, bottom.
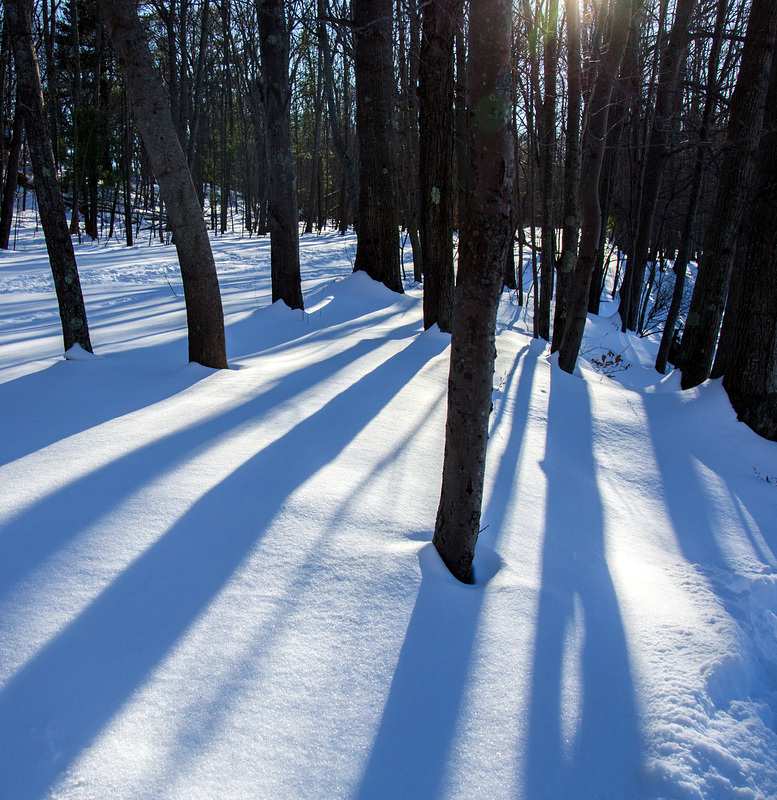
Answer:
1, 213, 776, 800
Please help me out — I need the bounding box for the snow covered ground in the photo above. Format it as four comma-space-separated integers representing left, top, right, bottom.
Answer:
1, 213, 776, 800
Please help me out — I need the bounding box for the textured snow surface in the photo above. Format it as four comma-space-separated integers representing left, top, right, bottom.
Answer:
1, 213, 776, 799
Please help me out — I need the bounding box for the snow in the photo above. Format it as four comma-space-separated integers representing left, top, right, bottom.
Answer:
1, 211, 776, 800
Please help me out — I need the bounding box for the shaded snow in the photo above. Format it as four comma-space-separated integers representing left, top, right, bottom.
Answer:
0, 214, 776, 799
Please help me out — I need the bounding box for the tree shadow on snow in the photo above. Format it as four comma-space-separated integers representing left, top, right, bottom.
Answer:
355, 345, 539, 800
354, 553, 483, 800
0, 322, 446, 800
524, 368, 643, 800
0, 320, 422, 604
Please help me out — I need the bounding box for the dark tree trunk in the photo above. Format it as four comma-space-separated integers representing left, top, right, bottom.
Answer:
454, 23, 468, 229
537, 0, 559, 342
0, 24, 8, 189
304, 49, 324, 236
318, 0, 359, 229
558, 0, 633, 374
6, 0, 93, 354
121, 89, 134, 247
396, 0, 423, 281
722, 57, 777, 440
187, 0, 210, 171
408, 0, 423, 282
99, 0, 228, 369
419, 0, 462, 332
678, 0, 777, 390
433, 0, 515, 583
42, 0, 59, 168
551, 0, 581, 352
588, 121, 623, 315
723, 238, 777, 440
0, 96, 24, 250
258, 0, 303, 309
618, 0, 697, 331
655, 0, 729, 375
353, 0, 402, 292
69, 0, 82, 237
711, 239, 743, 379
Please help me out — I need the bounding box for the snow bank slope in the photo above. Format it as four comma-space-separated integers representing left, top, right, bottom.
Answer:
0, 229, 775, 800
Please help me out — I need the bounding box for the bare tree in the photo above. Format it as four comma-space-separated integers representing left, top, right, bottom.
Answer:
99, 0, 228, 369
353, 0, 403, 292
618, 0, 698, 332
551, 0, 582, 352
655, 0, 729, 375
6, 0, 93, 354
536, 0, 560, 342
433, 0, 515, 583
678, 0, 777, 389
722, 56, 777, 441
258, 0, 304, 309
558, 0, 634, 375
0, 92, 23, 250
418, 0, 462, 332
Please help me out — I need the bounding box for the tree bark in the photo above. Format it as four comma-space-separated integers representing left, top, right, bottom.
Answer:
618, 0, 697, 331
722, 57, 777, 440
99, 0, 228, 369
678, 0, 777, 389
69, 0, 82, 237
419, 0, 462, 332
0, 94, 24, 250
304, 48, 324, 236
551, 0, 581, 352
318, 0, 359, 230
258, 0, 303, 309
655, 0, 728, 375
353, 0, 403, 292
433, 0, 515, 583
6, 0, 93, 354
558, 0, 633, 374
454, 23, 468, 229
537, 0, 559, 342
396, 0, 423, 281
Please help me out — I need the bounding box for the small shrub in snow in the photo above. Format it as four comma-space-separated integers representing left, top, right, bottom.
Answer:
590, 349, 631, 378
753, 468, 776, 486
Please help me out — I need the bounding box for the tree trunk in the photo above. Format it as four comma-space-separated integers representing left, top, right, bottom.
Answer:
6, 0, 93, 354
655, 0, 728, 375
42, 0, 59, 169
304, 49, 324, 236
537, 0, 559, 342
721, 56, 777, 440
419, 0, 462, 332
121, 89, 134, 247
99, 0, 228, 369
618, 0, 697, 331
433, 0, 515, 583
0, 95, 24, 250
353, 0, 402, 292
257, 0, 303, 309
187, 0, 210, 171
396, 0, 424, 281
0, 24, 9, 191
558, 0, 633, 374
678, 0, 777, 390
318, 0, 359, 229
219, 0, 231, 236
454, 23, 468, 229
69, 0, 82, 237
551, 0, 581, 352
